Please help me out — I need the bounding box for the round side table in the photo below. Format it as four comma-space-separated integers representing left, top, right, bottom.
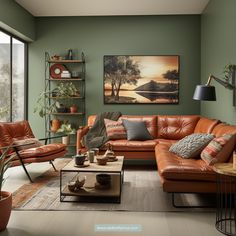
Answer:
213, 163, 236, 236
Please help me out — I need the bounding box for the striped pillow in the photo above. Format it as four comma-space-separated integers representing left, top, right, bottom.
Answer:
104, 119, 127, 140
201, 134, 236, 165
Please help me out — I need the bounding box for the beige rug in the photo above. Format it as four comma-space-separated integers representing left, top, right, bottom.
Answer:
12, 160, 215, 212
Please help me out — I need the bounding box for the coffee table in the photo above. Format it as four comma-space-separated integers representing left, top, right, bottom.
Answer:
60, 156, 124, 203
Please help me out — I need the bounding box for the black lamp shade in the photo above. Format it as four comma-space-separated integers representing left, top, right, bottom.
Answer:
193, 85, 216, 101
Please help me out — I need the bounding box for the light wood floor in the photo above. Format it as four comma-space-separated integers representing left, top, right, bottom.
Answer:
2, 159, 221, 236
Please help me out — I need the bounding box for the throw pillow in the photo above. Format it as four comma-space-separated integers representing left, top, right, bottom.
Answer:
104, 119, 127, 140
122, 119, 153, 141
13, 138, 43, 151
201, 133, 236, 165
169, 133, 214, 159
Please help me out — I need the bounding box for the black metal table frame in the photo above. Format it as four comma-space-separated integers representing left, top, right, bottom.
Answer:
60, 163, 124, 203
215, 173, 236, 236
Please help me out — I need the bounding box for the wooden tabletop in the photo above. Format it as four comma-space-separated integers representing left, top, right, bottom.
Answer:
213, 163, 236, 177
62, 156, 124, 172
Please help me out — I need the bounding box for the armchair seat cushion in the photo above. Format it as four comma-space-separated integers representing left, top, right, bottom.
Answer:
156, 143, 216, 182
103, 140, 159, 151
18, 143, 67, 159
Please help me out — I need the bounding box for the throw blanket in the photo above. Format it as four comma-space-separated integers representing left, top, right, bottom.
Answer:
84, 111, 122, 149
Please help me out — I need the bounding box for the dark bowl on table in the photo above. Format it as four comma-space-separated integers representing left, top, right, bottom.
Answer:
74, 154, 86, 165
96, 174, 111, 185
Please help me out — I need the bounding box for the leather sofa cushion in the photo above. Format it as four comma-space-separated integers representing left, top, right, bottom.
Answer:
18, 143, 67, 158
157, 115, 200, 140
156, 143, 216, 182
119, 115, 157, 138
0, 120, 34, 148
103, 139, 159, 151
194, 117, 219, 133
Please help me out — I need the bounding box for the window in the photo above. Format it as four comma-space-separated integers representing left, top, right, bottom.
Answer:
0, 30, 27, 122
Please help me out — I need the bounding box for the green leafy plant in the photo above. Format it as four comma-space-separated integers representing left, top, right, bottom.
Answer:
34, 82, 80, 118
56, 121, 76, 135
0, 147, 13, 200
0, 106, 9, 119
223, 64, 236, 83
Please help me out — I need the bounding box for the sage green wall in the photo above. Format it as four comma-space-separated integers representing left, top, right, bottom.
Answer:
201, 0, 236, 124
0, 0, 35, 41
29, 16, 200, 137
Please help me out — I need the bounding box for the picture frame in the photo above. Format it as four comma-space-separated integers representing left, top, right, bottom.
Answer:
104, 55, 180, 104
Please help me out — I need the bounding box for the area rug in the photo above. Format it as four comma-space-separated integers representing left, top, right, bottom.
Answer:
12, 159, 215, 212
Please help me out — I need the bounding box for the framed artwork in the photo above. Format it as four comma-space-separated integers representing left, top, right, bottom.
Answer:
104, 55, 179, 104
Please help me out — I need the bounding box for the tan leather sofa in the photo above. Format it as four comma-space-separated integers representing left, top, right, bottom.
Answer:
77, 115, 236, 194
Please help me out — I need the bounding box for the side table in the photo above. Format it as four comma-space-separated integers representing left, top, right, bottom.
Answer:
213, 163, 236, 236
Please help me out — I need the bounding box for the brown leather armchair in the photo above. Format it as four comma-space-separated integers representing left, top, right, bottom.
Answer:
0, 120, 67, 182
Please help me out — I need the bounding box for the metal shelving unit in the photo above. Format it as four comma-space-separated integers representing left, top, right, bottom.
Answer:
44, 52, 86, 155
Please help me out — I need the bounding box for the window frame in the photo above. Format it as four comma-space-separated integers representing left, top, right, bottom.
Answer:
0, 27, 28, 121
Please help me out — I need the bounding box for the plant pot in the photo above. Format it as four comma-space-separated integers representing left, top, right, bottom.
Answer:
0, 191, 12, 231
70, 105, 78, 113
62, 136, 70, 145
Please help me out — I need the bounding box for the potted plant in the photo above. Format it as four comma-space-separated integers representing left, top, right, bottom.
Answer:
34, 82, 80, 118
0, 147, 14, 231
56, 121, 76, 145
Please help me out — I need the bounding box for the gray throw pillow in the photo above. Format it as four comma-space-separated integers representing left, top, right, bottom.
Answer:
122, 119, 153, 141
169, 133, 214, 159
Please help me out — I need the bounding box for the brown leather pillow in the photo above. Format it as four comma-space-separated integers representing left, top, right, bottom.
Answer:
13, 138, 43, 151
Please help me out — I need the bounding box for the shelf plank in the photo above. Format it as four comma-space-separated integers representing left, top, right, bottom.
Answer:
48, 60, 84, 63
47, 78, 84, 81
50, 113, 85, 116
49, 96, 84, 99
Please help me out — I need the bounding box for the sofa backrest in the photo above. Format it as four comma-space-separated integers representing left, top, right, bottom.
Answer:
0, 120, 35, 147
157, 115, 200, 140
211, 123, 236, 137
194, 117, 220, 134
119, 115, 157, 138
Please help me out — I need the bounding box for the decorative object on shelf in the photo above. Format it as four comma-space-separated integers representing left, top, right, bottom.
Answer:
96, 156, 108, 165
70, 105, 78, 113
0, 147, 14, 231
71, 71, 80, 78
67, 49, 73, 60
56, 122, 76, 145
193, 64, 236, 103
51, 55, 63, 61
56, 104, 69, 113
50, 119, 61, 132
61, 70, 71, 78
50, 64, 67, 79
104, 55, 179, 104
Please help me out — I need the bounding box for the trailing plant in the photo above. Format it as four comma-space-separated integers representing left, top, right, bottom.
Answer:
34, 82, 80, 118
0, 147, 14, 200
56, 121, 76, 135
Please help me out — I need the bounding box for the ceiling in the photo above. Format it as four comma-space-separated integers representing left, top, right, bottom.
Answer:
15, 0, 210, 17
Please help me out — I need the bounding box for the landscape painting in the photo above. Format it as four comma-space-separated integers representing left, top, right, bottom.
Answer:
104, 55, 179, 104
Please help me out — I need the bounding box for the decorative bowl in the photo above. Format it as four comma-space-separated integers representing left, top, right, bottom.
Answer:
96, 156, 108, 165
96, 174, 111, 185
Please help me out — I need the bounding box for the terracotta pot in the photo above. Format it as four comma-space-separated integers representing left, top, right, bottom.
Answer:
70, 105, 78, 113
50, 119, 61, 132
62, 136, 70, 145
0, 191, 12, 231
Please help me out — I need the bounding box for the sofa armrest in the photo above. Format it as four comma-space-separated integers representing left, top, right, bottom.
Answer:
76, 126, 89, 153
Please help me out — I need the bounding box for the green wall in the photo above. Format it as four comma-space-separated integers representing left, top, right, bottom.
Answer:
201, 0, 236, 124
29, 16, 201, 136
0, 0, 35, 41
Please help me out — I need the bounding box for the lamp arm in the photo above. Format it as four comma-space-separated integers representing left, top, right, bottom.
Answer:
206, 74, 236, 90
